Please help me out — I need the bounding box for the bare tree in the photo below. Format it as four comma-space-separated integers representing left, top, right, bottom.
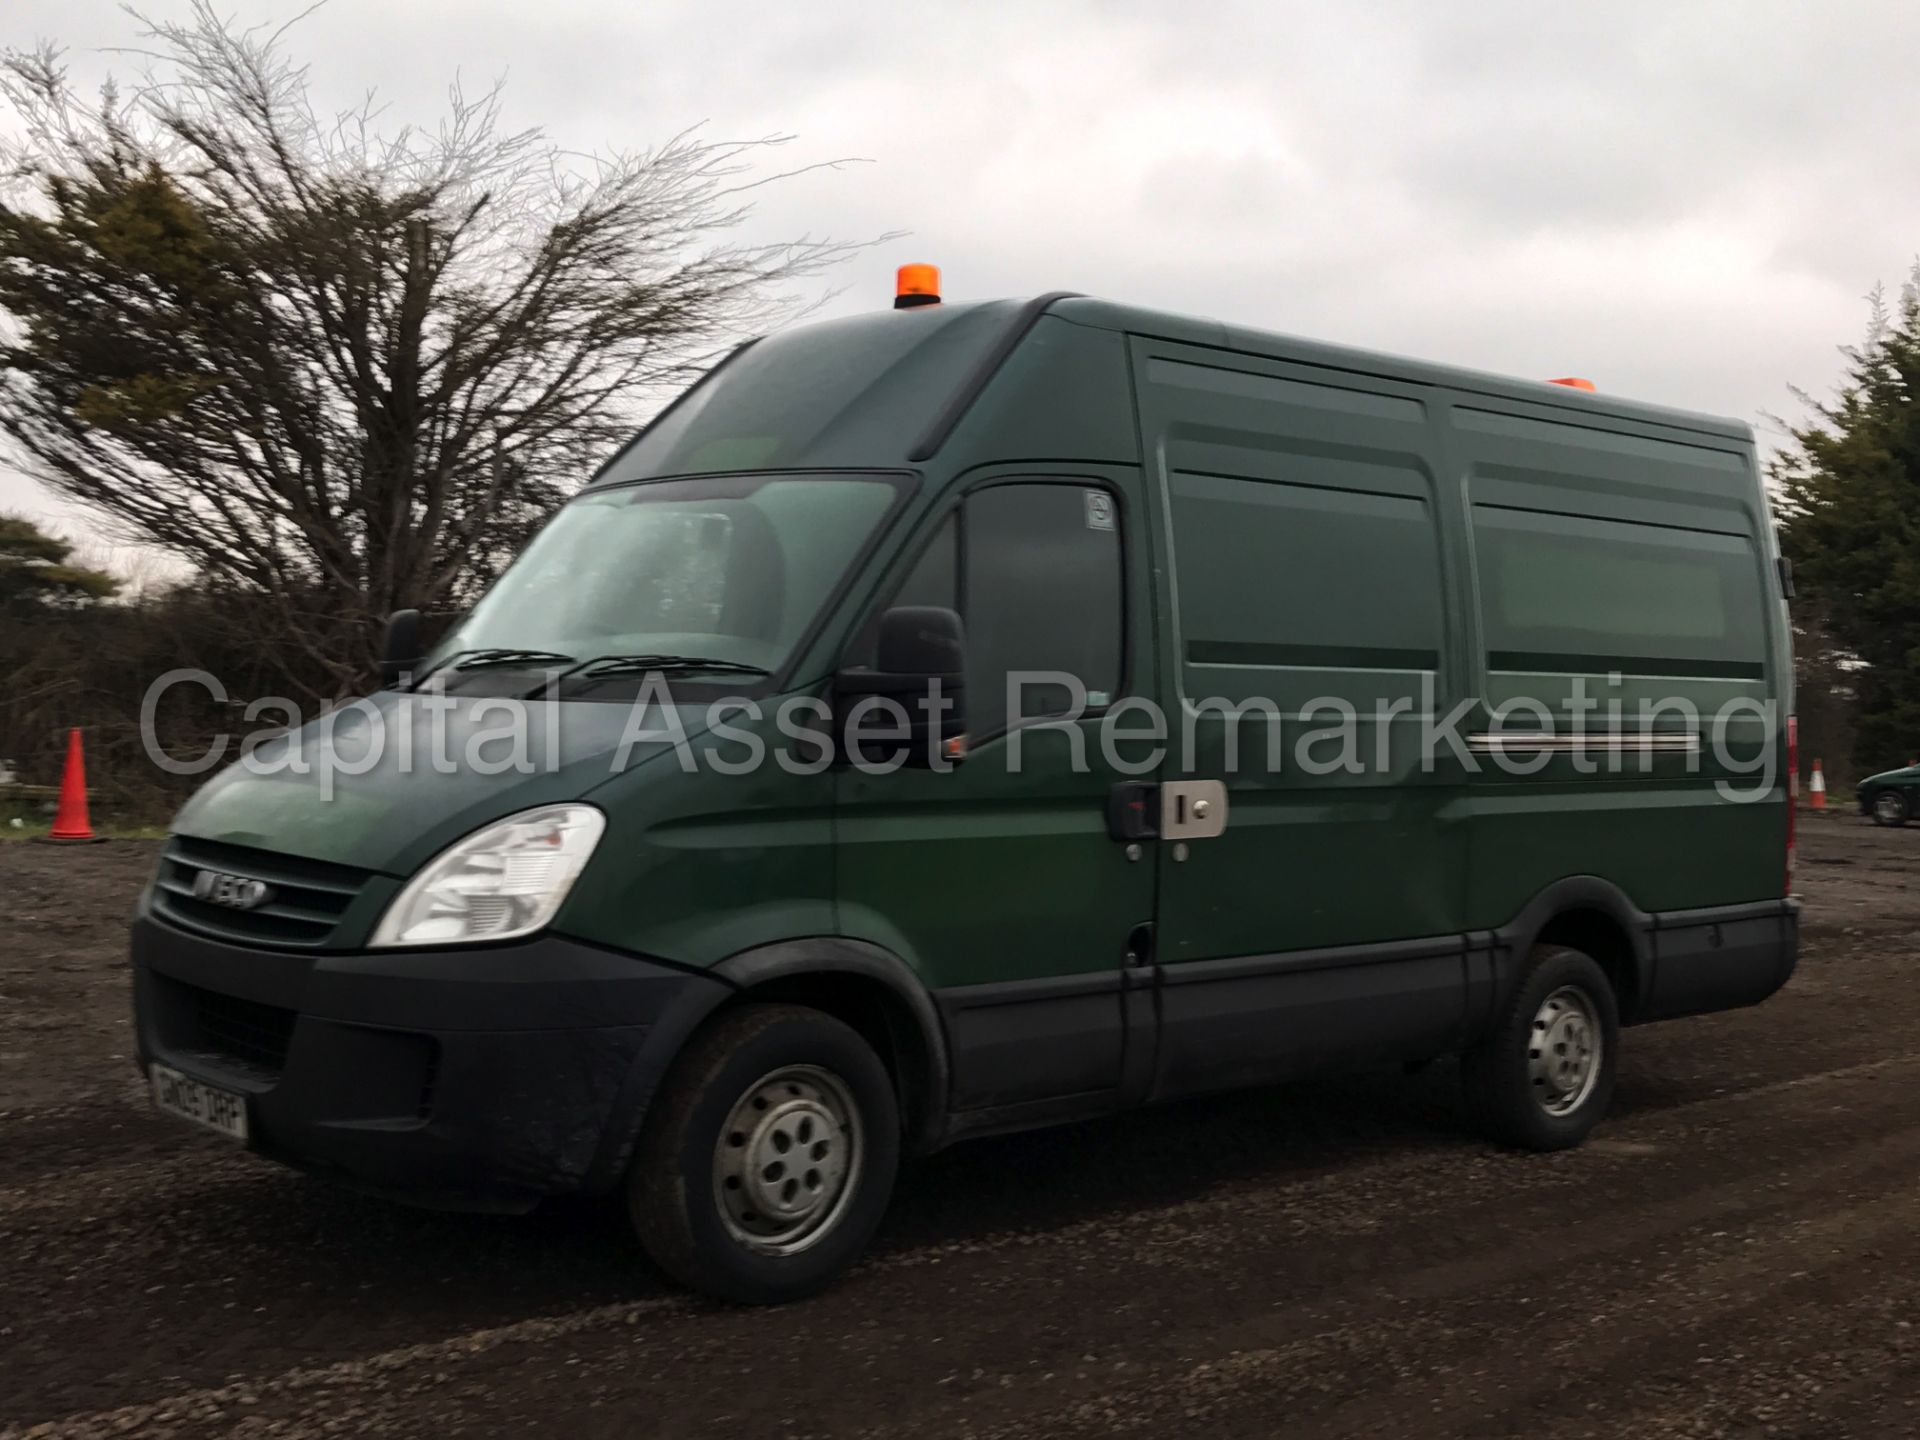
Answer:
0, 3, 876, 692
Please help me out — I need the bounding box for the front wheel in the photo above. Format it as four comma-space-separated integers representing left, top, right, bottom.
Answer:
1872, 789, 1910, 827
1462, 945, 1618, 1151
627, 1004, 899, 1304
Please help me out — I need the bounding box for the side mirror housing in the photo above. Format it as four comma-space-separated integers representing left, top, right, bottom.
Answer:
380, 608, 423, 687
835, 606, 968, 767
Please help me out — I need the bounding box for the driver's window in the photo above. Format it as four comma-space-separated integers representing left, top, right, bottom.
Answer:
845, 482, 1122, 738
965, 483, 1122, 738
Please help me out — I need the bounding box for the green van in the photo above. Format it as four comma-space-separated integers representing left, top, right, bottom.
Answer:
133, 275, 1798, 1302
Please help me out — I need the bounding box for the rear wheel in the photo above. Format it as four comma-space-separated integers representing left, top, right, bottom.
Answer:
628, 1004, 899, 1304
1462, 945, 1618, 1150
1872, 789, 1910, 827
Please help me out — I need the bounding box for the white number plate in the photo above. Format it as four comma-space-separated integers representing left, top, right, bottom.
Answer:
150, 1062, 249, 1141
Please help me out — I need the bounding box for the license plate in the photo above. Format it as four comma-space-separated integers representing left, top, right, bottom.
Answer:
150, 1062, 249, 1141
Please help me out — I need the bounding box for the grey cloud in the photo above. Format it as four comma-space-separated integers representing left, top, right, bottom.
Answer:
4, 0, 1916, 549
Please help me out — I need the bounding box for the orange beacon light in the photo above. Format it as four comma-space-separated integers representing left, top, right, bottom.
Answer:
895, 264, 942, 309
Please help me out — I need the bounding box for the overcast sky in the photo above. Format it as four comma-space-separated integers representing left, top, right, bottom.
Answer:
5, 0, 1919, 572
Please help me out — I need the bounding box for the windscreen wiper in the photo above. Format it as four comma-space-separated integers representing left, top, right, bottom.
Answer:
522, 653, 772, 699
584, 654, 771, 678
412, 648, 578, 688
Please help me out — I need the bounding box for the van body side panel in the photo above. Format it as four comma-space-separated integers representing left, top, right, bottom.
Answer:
1130, 337, 1471, 1095
1446, 398, 1789, 924
562, 710, 839, 966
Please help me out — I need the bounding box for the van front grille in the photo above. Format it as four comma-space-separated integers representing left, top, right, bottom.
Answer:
152, 838, 369, 949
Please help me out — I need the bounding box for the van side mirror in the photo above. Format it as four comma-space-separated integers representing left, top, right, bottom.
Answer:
836, 606, 968, 768
380, 608, 423, 687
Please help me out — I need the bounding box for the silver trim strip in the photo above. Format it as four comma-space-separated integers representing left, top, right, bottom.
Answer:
1466, 732, 1702, 755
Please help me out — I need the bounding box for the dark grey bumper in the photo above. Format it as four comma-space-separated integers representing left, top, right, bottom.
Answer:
131, 908, 729, 1210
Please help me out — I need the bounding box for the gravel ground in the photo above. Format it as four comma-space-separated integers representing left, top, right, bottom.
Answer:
1, 810, 1916, 1439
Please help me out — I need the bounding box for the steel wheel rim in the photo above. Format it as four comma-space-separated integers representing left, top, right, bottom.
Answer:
713, 1064, 862, 1256
1878, 792, 1904, 822
1528, 986, 1602, 1117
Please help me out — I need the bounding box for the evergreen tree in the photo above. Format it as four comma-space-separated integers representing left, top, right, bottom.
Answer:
0, 511, 118, 612
1776, 272, 1920, 774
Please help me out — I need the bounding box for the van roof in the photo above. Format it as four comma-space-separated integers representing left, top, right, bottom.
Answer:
1048, 296, 1752, 442
597, 293, 1751, 486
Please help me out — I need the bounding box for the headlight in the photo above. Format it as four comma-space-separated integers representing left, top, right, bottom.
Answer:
370, 804, 606, 948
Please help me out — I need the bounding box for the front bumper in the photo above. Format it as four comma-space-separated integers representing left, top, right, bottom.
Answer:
131, 909, 728, 1210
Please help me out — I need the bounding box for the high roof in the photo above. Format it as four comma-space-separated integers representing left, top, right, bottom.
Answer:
1049, 295, 1752, 441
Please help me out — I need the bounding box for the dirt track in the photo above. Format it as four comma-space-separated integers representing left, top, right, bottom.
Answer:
2, 812, 1918, 1439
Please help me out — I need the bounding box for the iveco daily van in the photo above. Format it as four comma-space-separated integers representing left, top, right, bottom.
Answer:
134, 268, 1798, 1302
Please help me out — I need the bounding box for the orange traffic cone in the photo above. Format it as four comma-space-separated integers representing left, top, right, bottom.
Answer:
1808, 758, 1827, 810
38, 729, 103, 843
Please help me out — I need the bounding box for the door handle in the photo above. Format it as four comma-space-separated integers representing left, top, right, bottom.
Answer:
1106, 782, 1159, 841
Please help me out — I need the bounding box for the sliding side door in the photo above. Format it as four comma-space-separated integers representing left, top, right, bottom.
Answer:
1132, 338, 1472, 1099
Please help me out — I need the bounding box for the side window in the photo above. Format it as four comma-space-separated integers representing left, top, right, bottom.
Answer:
1471, 506, 1765, 677
964, 483, 1123, 737
1169, 468, 1441, 687
845, 484, 1123, 739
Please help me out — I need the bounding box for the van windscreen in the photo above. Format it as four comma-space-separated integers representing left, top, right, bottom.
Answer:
432, 473, 904, 684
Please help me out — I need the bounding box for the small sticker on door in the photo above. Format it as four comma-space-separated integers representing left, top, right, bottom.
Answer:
1084, 491, 1115, 531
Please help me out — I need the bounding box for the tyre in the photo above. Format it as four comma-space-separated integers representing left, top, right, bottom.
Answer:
627, 1003, 899, 1304
1462, 945, 1618, 1151
1871, 789, 1909, 827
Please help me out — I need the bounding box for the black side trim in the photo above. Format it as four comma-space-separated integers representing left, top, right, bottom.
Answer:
1642, 898, 1799, 1023
940, 1089, 1126, 1145
1488, 650, 1765, 680
1151, 936, 1471, 1100
941, 971, 1124, 1005
1157, 933, 1468, 985
1652, 898, 1801, 929
935, 969, 1126, 1114
905, 292, 1082, 462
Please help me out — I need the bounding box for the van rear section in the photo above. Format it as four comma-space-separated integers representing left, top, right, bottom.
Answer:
1110, 299, 1793, 1056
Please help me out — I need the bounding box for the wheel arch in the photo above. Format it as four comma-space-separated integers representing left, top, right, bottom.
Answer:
1492, 877, 1653, 1025
712, 938, 951, 1155
585, 937, 951, 1192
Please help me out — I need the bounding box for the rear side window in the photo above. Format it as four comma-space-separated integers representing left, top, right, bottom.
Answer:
1170, 470, 1442, 678
849, 482, 1124, 738
1472, 507, 1766, 678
